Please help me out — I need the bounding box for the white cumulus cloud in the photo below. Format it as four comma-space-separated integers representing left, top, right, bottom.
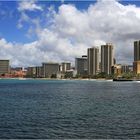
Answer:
18, 0, 43, 12
2, 0, 140, 67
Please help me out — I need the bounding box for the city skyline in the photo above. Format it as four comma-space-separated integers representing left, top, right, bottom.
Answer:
0, 0, 140, 67
0, 39, 139, 78
0, 40, 138, 68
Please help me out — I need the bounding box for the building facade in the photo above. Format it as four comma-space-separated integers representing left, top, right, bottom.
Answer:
61, 62, 71, 74
87, 47, 99, 76
42, 63, 60, 78
133, 40, 140, 74
101, 43, 114, 75
36, 66, 43, 78
0, 60, 10, 75
134, 40, 140, 61
121, 65, 129, 73
111, 64, 122, 76
11, 67, 26, 77
75, 56, 87, 76
133, 61, 140, 74
27, 67, 36, 77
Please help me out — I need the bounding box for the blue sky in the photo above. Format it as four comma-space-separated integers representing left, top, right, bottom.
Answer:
0, 0, 140, 66
0, 1, 95, 43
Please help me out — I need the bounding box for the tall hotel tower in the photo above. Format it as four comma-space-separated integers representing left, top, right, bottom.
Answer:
75, 56, 87, 76
133, 40, 140, 74
101, 43, 114, 75
88, 47, 99, 76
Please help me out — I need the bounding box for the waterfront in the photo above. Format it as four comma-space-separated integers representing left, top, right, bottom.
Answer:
0, 79, 140, 139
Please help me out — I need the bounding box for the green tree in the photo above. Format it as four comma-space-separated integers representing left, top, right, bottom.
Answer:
122, 72, 133, 79
51, 74, 57, 78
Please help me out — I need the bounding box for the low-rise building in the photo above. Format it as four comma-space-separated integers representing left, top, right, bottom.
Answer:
111, 64, 122, 76
11, 67, 26, 77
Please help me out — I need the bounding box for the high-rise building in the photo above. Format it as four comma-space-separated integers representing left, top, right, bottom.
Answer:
121, 65, 129, 73
36, 66, 43, 78
27, 67, 36, 77
113, 58, 116, 65
133, 40, 140, 74
75, 56, 87, 76
101, 43, 114, 75
128, 65, 133, 72
27, 66, 43, 78
42, 63, 60, 78
0, 60, 10, 75
133, 61, 140, 74
61, 62, 71, 73
87, 47, 99, 76
134, 40, 140, 61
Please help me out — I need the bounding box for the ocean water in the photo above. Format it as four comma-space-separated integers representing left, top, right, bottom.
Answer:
0, 79, 140, 139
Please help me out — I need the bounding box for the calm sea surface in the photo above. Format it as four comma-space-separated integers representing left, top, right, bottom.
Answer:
0, 79, 140, 139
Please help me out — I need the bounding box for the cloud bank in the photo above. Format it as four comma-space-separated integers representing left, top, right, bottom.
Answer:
1, 0, 140, 67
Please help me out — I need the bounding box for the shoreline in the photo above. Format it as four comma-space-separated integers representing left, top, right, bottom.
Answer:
0, 77, 140, 82
0, 77, 113, 81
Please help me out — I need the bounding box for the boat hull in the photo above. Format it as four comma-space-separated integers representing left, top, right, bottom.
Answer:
113, 79, 133, 81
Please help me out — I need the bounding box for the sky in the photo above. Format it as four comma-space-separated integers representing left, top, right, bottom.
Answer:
0, 0, 140, 67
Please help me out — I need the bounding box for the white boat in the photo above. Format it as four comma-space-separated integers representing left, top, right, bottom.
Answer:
106, 79, 113, 82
